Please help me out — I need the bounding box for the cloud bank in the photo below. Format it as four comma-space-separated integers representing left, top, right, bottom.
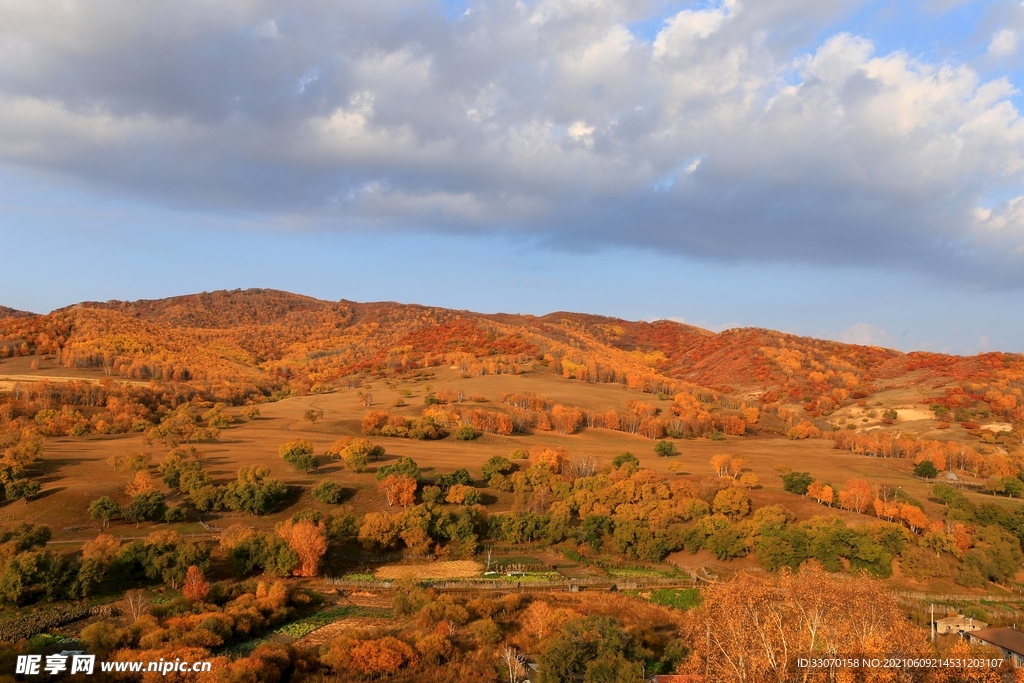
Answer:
2, 0, 1024, 286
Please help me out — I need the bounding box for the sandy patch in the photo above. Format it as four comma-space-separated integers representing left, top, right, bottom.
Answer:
981, 423, 1013, 433
375, 560, 484, 580
895, 408, 934, 422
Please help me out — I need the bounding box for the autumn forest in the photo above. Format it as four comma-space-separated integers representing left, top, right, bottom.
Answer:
1, 288, 1024, 682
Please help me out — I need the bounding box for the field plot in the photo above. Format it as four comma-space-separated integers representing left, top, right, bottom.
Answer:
375, 560, 484, 580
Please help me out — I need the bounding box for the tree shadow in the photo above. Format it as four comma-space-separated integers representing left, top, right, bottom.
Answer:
33, 486, 65, 501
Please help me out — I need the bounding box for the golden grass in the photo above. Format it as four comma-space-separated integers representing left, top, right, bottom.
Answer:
375, 560, 484, 580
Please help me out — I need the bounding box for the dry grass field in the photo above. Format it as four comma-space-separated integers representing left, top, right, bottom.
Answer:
1, 362, 1015, 551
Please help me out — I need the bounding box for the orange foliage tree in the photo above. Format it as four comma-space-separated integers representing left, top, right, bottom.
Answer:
182, 565, 210, 601
683, 565, 930, 683
276, 519, 327, 577
838, 479, 873, 513
379, 474, 417, 507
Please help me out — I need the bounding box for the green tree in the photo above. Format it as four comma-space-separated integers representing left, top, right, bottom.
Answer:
782, 471, 815, 495
116, 532, 210, 589
222, 468, 287, 516
287, 452, 319, 474
913, 460, 939, 479
653, 440, 678, 457
611, 452, 639, 471
122, 492, 167, 528
455, 425, 482, 441
481, 456, 514, 482
229, 533, 298, 577
339, 438, 384, 473
312, 480, 346, 504
5, 479, 41, 503
376, 456, 421, 481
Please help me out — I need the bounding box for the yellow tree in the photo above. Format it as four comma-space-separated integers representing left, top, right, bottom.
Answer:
710, 454, 731, 478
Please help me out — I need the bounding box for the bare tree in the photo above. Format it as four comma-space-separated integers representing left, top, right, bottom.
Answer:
500, 645, 526, 683
564, 454, 598, 482
124, 589, 151, 621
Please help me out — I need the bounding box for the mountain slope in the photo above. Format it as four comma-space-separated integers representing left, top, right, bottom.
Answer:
1, 289, 1022, 415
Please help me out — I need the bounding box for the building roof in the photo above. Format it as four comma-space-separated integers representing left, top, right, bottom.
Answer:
971, 628, 1024, 656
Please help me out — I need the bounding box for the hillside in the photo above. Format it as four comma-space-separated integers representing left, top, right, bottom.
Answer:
0, 288, 1019, 432
1, 288, 1022, 416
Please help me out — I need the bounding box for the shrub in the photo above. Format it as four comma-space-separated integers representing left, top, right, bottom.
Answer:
455, 425, 482, 441
312, 481, 346, 504
654, 440, 678, 457
612, 452, 639, 471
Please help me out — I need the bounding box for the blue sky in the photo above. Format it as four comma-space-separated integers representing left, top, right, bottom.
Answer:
1, 0, 1023, 354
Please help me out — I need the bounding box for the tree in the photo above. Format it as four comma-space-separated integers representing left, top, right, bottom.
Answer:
713, 487, 751, 519
446, 484, 481, 505
182, 565, 210, 601
123, 589, 151, 620
682, 565, 928, 682
738, 472, 760, 490
287, 452, 319, 474
807, 481, 833, 505
358, 512, 403, 550
279, 439, 317, 473
611, 452, 639, 471
337, 438, 385, 473
654, 440, 678, 457
899, 504, 930, 533
5, 478, 41, 503
125, 471, 156, 498
838, 479, 872, 513
710, 454, 731, 477
277, 519, 327, 577
221, 466, 287, 516
782, 471, 814, 495
914, 460, 939, 479
241, 406, 260, 421
379, 475, 417, 507
304, 409, 324, 424
348, 637, 417, 676
482, 456, 514, 482
564, 454, 598, 481
455, 425, 482, 440
376, 456, 421, 481
89, 497, 120, 528
122, 491, 167, 527
108, 451, 152, 474
312, 480, 346, 504
500, 645, 527, 683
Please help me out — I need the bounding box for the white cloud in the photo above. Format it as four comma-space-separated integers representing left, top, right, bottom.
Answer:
839, 323, 889, 346
989, 29, 1017, 57
0, 0, 1023, 286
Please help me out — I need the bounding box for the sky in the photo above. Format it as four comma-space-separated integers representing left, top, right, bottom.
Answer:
1, 0, 1023, 355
